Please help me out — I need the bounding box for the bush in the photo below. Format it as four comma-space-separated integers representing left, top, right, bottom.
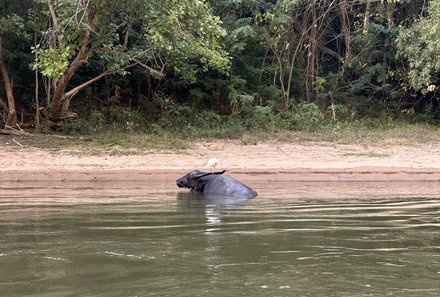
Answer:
291, 103, 325, 131
89, 110, 106, 130
59, 118, 92, 135
105, 107, 145, 132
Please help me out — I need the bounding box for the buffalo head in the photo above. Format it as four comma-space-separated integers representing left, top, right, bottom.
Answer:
176, 170, 226, 190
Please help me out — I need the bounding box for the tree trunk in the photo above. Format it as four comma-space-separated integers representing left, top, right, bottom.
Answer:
363, 0, 371, 34
386, 2, 396, 29
339, 0, 351, 65
34, 9, 41, 129
47, 0, 63, 45
48, 28, 91, 118
306, 0, 318, 102
286, 40, 303, 108
35, 64, 40, 128
0, 36, 17, 127
274, 50, 288, 109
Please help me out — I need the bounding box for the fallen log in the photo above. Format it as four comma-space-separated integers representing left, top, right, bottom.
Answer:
0, 128, 31, 136
0, 128, 82, 140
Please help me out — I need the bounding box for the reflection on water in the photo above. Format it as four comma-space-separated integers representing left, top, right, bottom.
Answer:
0, 181, 440, 296
177, 191, 253, 235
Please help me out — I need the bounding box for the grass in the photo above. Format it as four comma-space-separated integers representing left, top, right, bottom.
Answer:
4, 117, 440, 156
343, 152, 390, 158
285, 120, 440, 145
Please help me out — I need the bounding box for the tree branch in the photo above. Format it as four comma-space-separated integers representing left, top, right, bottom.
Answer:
132, 58, 165, 78
64, 69, 113, 99
318, 44, 343, 62
47, 0, 63, 45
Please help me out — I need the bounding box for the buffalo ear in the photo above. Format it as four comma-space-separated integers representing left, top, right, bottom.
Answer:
189, 171, 209, 180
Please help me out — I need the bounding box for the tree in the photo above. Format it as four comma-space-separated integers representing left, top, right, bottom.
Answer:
0, 34, 16, 127
397, 0, 440, 93
32, 0, 230, 125
0, 14, 26, 128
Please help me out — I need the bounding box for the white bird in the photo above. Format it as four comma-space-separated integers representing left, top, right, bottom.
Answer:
205, 157, 220, 172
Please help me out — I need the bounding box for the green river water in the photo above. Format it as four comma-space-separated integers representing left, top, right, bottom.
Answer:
1, 181, 439, 296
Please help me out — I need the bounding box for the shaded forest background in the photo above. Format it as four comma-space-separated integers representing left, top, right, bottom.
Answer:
1, 0, 440, 137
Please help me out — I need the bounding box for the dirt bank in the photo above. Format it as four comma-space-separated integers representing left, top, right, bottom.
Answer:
2, 139, 440, 182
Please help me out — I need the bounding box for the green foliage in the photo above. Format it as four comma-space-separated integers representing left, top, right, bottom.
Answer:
228, 87, 254, 115
89, 110, 106, 130
0, 14, 26, 35
146, 0, 230, 82
105, 106, 145, 132
31, 45, 74, 80
29, 0, 231, 110
350, 63, 387, 93
328, 104, 355, 122
59, 118, 93, 135
99, 47, 131, 76
80, 103, 146, 134
346, 21, 397, 100
257, 85, 283, 108
397, 1, 440, 92
291, 103, 325, 131
2, 0, 439, 135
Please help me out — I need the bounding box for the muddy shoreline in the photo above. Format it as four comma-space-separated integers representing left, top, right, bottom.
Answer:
3, 139, 440, 184
3, 167, 440, 183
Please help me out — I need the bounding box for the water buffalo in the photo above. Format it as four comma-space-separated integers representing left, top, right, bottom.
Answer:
176, 170, 257, 198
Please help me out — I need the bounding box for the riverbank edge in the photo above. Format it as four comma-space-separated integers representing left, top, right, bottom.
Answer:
2, 167, 440, 183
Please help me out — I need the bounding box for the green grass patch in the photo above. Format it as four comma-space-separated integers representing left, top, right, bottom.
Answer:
343, 151, 390, 158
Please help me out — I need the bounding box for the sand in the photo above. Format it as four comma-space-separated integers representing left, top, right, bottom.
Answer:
2, 139, 440, 183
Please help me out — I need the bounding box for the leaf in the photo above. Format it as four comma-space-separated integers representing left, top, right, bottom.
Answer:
272, 13, 291, 26
231, 25, 256, 39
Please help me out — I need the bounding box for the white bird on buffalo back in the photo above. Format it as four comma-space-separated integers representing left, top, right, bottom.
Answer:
206, 158, 220, 172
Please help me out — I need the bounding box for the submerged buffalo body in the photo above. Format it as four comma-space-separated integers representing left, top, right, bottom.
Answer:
176, 170, 257, 198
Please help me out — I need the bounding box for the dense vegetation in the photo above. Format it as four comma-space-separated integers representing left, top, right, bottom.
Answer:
0, 0, 439, 139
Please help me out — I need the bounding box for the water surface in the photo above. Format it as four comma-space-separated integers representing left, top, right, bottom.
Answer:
1, 181, 439, 296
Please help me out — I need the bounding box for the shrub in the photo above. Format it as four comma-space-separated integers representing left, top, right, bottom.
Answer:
292, 103, 325, 131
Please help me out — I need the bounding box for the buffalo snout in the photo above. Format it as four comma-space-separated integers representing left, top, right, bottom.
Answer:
176, 171, 199, 189
176, 179, 188, 188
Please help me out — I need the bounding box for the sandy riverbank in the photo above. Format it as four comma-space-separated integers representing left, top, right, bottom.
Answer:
2, 139, 440, 182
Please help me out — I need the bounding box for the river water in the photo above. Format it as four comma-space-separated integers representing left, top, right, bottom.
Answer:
1, 181, 439, 296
